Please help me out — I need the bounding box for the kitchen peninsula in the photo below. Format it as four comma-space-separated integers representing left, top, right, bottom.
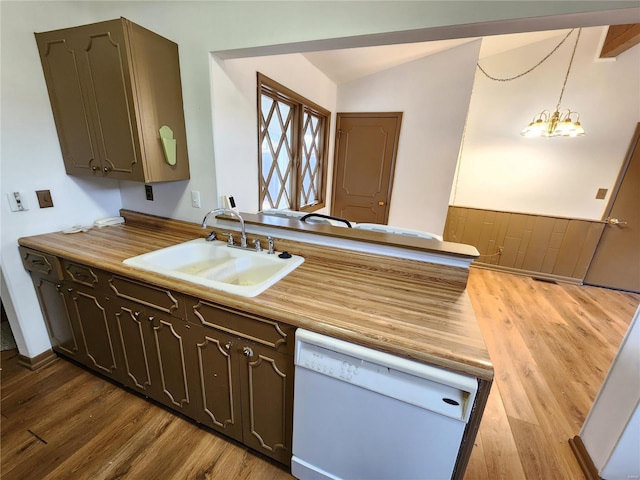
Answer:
18, 210, 493, 479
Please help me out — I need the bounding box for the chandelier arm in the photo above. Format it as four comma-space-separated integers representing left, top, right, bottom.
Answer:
555, 28, 582, 111
477, 29, 575, 82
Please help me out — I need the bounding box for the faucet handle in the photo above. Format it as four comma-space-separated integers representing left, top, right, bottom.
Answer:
253, 238, 262, 252
224, 232, 234, 246
267, 236, 275, 254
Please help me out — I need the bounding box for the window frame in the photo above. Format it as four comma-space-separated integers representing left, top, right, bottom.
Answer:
257, 73, 330, 212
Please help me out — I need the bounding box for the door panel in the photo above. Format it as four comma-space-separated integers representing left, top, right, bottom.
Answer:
34, 277, 81, 358
72, 288, 119, 376
585, 124, 640, 292
35, 34, 97, 173
152, 318, 190, 409
331, 113, 402, 224
240, 341, 293, 465
84, 26, 141, 177
116, 306, 154, 392
192, 327, 242, 440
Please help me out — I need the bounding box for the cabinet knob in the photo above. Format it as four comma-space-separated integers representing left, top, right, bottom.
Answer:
148, 315, 154, 322
134, 311, 140, 317
224, 341, 233, 351
67, 288, 73, 293
242, 346, 254, 357
56, 284, 62, 290
91, 165, 99, 172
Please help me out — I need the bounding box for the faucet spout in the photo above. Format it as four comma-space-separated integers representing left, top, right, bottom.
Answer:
202, 208, 247, 248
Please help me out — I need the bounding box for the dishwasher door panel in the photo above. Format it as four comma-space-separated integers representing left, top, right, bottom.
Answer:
292, 367, 466, 480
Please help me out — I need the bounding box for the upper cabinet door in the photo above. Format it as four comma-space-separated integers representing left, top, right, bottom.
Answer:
35, 28, 99, 175
81, 21, 143, 179
35, 18, 190, 183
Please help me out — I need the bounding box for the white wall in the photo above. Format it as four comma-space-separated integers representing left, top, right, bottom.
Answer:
1, 1, 637, 358
452, 27, 640, 220
210, 54, 338, 213
580, 307, 640, 479
337, 40, 481, 235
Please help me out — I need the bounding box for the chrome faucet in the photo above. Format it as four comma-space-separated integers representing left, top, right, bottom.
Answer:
202, 208, 247, 248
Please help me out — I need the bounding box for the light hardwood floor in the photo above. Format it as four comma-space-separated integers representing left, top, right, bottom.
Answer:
1, 268, 638, 480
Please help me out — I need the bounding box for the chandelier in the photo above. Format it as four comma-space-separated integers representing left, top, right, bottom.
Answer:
521, 29, 585, 138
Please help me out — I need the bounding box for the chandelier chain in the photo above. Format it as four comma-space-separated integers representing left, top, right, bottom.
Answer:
476, 29, 575, 82
555, 28, 582, 111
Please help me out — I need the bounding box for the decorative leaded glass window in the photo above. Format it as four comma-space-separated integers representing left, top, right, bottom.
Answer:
258, 73, 330, 212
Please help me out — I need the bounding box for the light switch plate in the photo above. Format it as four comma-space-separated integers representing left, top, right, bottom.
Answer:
191, 190, 201, 208
7, 192, 28, 212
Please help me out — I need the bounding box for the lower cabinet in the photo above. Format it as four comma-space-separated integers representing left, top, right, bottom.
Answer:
20, 248, 295, 467
189, 300, 295, 465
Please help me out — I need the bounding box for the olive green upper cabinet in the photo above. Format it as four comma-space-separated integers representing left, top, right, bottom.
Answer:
35, 18, 190, 182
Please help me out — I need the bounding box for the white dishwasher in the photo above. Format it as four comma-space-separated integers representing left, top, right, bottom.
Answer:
292, 329, 477, 480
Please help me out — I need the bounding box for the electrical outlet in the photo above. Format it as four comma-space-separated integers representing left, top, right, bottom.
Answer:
191, 190, 201, 208
145, 185, 154, 201
595, 188, 608, 200
36, 190, 54, 208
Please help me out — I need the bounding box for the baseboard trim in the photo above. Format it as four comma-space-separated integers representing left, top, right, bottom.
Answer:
471, 262, 584, 285
17, 349, 57, 370
569, 435, 601, 480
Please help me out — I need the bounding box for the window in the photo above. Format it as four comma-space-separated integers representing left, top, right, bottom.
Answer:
258, 73, 330, 212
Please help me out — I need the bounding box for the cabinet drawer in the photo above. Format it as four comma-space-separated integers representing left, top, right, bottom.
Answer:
62, 261, 101, 288
109, 275, 182, 318
191, 300, 294, 354
19, 247, 63, 281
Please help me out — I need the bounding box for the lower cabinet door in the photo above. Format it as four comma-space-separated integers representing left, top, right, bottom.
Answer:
239, 340, 294, 465
32, 276, 83, 359
68, 283, 123, 382
189, 325, 243, 441
114, 303, 159, 397
150, 316, 193, 415
114, 301, 194, 417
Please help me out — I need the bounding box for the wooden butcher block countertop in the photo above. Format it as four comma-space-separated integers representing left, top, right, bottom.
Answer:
18, 211, 493, 381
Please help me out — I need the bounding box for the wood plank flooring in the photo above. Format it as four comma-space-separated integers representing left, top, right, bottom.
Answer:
2, 268, 638, 480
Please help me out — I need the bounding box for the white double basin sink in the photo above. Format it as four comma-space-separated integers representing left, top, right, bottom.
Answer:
123, 238, 304, 297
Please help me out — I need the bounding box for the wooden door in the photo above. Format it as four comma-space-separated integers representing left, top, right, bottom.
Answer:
114, 302, 160, 398
35, 28, 99, 175
331, 113, 402, 224
584, 124, 640, 292
189, 324, 243, 441
239, 340, 293, 466
150, 316, 193, 414
69, 283, 122, 380
33, 276, 81, 359
79, 20, 143, 179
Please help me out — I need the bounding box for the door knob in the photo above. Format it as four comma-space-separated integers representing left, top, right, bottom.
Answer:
607, 218, 628, 226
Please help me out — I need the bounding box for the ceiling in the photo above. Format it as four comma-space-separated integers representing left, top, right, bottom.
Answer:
302, 29, 577, 84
